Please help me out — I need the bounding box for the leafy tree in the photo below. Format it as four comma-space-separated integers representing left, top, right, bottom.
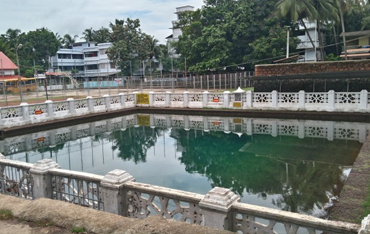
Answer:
93, 27, 111, 44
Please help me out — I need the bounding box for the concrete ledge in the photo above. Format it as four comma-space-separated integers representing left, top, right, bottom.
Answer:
0, 195, 231, 234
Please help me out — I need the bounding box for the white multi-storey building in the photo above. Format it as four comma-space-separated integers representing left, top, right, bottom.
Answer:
297, 20, 326, 62
166, 5, 194, 58
50, 42, 120, 79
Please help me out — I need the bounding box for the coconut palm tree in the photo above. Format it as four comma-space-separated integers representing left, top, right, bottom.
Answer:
277, 0, 318, 50
336, 0, 366, 60
82, 28, 95, 43
4, 28, 21, 49
63, 34, 79, 48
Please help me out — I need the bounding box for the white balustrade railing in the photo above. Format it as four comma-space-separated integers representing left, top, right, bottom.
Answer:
0, 90, 369, 129
0, 155, 365, 233
1, 115, 369, 156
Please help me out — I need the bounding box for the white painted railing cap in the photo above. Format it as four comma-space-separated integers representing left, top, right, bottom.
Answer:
45, 100, 53, 103
203, 91, 209, 94
233, 87, 245, 93
103, 94, 110, 97
66, 98, 74, 101
223, 91, 231, 94
166, 91, 172, 93
101, 169, 135, 187
86, 96, 93, 99
20, 102, 29, 106
31, 159, 61, 174
118, 93, 125, 95
183, 91, 189, 94
199, 187, 240, 212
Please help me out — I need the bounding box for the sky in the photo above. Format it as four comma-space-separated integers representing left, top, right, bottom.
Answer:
1, 0, 203, 44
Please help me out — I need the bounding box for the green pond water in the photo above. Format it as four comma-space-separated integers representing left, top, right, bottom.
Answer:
3, 114, 365, 218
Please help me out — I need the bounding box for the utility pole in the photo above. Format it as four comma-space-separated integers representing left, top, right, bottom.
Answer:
1, 59, 8, 106
16, 44, 23, 103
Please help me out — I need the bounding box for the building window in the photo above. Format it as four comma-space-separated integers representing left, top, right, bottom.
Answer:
100, 49, 106, 55
100, 64, 105, 69
87, 64, 98, 70
85, 52, 98, 58
110, 63, 115, 69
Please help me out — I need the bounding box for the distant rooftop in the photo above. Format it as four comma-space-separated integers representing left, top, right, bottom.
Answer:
0, 52, 17, 70
340, 30, 370, 37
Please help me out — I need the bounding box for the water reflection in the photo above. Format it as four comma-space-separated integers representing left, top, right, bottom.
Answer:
1, 114, 367, 217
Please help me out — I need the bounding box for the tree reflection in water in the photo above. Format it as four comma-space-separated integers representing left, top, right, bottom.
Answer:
109, 127, 361, 216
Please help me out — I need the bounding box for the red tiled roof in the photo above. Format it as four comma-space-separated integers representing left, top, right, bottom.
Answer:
0, 52, 18, 70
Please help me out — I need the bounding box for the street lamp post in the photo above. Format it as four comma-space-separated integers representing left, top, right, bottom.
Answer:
285, 26, 290, 58
16, 44, 23, 103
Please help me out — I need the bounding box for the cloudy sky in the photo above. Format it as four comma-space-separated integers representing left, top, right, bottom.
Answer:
1, 0, 203, 44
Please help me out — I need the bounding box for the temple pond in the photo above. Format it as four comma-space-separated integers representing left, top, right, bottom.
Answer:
2, 114, 368, 218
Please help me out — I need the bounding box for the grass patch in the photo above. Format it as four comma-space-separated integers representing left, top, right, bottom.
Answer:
0, 209, 13, 220
33, 219, 54, 227
71, 227, 85, 233
364, 183, 370, 217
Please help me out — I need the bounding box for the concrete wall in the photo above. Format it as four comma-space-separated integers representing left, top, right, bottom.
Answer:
255, 60, 370, 77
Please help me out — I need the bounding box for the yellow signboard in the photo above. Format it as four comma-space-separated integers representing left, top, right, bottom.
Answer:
137, 93, 149, 105
233, 102, 242, 108
233, 118, 242, 124
137, 115, 150, 126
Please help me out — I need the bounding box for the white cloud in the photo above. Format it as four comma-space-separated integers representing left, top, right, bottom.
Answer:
0, 0, 203, 44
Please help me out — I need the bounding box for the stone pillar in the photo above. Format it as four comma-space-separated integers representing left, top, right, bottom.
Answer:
150, 115, 155, 128
30, 159, 61, 199
271, 121, 277, 137
271, 90, 278, 108
326, 121, 334, 141
359, 214, 370, 234
199, 187, 240, 231
246, 119, 252, 135
121, 116, 127, 131
67, 98, 76, 115
183, 91, 189, 108
0, 107, 2, 128
165, 91, 171, 107
45, 100, 54, 118
132, 92, 138, 106
328, 90, 335, 111
298, 90, 305, 109
100, 169, 135, 216
20, 103, 30, 122
359, 124, 367, 143
360, 90, 368, 110
25, 135, 32, 151
86, 96, 94, 112
149, 92, 154, 107
106, 119, 113, 132
103, 95, 111, 110
119, 93, 126, 108
298, 121, 305, 139
223, 91, 230, 108
184, 116, 190, 131
204, 117, 209, 132
166, 115, 172, 128
203, 91, 209, 108
49, 131, 56, 146
70, 126, 77, 140
90, 122, 96, 136
246, 91, 252, 108
224, 117, 230, 134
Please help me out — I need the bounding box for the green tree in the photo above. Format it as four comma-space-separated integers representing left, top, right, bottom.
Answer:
62, 34, 79, 48
82, 28, 95, 43
93, 27, 111, 43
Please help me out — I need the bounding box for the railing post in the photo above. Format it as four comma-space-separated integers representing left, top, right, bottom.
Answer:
119, 93, 126, 108
204, 117, 209, 132
45, 100, 54, 118
328, 90, 335, 111
223, 91, 230, 108
246, 119, 252, 135
86, 96, 94, 112
298, 122, 305, 139
149, 91, 154, 107
271, 90, 278, 108
203, 91, 209, 108
20, 102, 30, 122
30, 159, 61, 199
132, 92, 138, 106
271, 121, 277, 137
224, 117, 230, 134
183, 91, 189, 107
298, 90, 305, 109
360, 90, 368, 110
0, 107, 2, 128
67, 98, 76, 115
359, 214, 370, 234
103, 94, 111, 110
199, 187, 240, 231
100, 169, 135, 216
184, 115, 190, 130
246, 91, 252, 108
326, 121, 334, 141
165, 91, 171, 107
